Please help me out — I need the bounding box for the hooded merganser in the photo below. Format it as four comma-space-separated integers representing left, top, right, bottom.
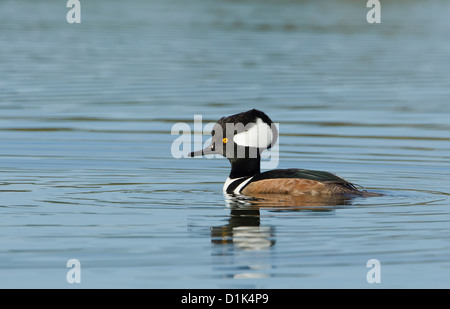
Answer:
189, 109, 377, 197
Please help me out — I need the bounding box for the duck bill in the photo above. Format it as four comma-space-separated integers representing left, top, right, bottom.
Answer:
188, 146, 217, 157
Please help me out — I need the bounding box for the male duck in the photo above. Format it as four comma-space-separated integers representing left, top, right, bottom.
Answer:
189, 109, 377, 197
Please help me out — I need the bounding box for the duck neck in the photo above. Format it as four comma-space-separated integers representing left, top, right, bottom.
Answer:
228, 156, 261, 179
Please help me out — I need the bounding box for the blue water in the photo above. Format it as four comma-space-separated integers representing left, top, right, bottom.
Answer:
1, 0, 450, 288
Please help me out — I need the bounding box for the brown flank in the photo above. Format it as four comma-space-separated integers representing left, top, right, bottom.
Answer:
241, 178, 362, 196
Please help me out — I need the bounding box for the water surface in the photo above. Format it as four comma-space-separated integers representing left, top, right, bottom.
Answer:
1, 0, 450, 288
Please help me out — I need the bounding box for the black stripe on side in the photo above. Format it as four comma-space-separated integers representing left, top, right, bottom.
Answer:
225, 177, 251, 194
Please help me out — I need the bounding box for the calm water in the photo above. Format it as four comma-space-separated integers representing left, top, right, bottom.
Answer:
1, 0, 450, 288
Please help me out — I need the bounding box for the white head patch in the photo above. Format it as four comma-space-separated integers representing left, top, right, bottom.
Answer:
233, 118, 273, 149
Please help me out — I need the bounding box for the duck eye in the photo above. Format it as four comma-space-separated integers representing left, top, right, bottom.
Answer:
222, 138, 228, 144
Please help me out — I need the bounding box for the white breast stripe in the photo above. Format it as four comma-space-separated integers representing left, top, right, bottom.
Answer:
223, 176, 254, 194
223, 177, 243, 193
233, 176, 254, 194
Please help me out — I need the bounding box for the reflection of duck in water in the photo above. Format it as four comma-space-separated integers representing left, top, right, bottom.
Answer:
211, 207, 274, 250
225, 193, 354, 209
211, 194, 351, 252
210, 205, 275, 279
190, 109, 381, 198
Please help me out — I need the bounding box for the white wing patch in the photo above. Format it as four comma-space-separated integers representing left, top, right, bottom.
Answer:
233, 118, 273, 148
